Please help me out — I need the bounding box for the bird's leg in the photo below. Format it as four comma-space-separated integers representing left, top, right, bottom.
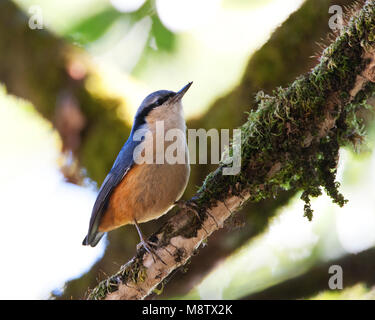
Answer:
134, 219, 166, 265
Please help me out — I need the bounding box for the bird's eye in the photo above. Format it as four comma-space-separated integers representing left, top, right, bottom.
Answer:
156, 96, 169, 106
153, 93, 174, 107
156, 98, 163, 105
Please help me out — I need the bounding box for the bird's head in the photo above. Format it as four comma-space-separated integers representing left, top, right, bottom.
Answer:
132, 82, 192, 130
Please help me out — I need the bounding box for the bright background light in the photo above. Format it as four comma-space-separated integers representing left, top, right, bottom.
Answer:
110, 0, 146, 13
156, 0, 221, 32
0, 90, 105, 299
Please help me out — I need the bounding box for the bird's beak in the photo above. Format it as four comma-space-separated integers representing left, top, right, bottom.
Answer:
171, 82, 193, 102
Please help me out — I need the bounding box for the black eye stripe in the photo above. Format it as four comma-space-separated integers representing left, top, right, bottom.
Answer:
134, 92, 176, 128
154, 92, 175, 107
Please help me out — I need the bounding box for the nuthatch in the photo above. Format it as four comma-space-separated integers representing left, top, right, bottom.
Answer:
83, 82, 192, 255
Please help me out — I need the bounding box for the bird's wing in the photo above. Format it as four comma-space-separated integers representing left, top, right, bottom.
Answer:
83, 138, 140, 246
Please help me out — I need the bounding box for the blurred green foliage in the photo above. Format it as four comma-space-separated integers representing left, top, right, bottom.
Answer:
65, 8, 123, 45
64, 1, 175, 53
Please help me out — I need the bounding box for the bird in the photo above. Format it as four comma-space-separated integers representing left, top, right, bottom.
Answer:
82, 82, 192, 257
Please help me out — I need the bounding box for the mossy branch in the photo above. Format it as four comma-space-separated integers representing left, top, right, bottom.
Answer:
88, 1, 375, 300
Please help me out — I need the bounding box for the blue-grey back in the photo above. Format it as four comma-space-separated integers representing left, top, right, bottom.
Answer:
84, 89, 176, 245
85, 134, 141, 244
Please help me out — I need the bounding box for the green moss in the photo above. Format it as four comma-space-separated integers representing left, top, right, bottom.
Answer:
195, 1, 375, 221
87, 258, 147, 300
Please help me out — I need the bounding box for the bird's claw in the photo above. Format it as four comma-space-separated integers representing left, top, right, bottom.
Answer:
137, 239, 166, 265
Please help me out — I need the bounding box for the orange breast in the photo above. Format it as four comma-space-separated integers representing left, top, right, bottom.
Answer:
98, 165, 143, 232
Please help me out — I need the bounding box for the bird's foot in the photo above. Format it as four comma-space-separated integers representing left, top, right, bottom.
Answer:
137, 238, 166, 265
134, 219, 166, 265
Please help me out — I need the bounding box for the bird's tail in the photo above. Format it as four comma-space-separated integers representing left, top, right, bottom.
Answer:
82, 232, 105, 247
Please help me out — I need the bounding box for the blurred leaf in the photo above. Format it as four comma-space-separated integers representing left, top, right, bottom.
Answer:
63, 7, 123, 45
62, 0, 175, 52
150, 14, 175, 51
128, 0, 175, 51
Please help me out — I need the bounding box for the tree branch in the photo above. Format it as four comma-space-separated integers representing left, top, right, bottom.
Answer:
87, 1, 375, 300
246, 246, 375, 300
